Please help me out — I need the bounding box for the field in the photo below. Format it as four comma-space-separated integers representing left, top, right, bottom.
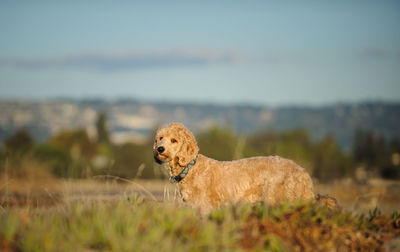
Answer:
1, 177, 400, 251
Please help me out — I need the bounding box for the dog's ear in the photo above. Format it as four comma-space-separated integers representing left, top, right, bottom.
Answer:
176, 129, 199, 167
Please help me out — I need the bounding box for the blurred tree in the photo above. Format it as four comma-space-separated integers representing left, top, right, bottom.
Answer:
96, 112, 110, 144
313, 135, 353, 182
196, 126, 238, 161
3, 123, 397, 181
353, 130, 400, 179
50, 128, 95, 160
49, 128, 95, 178
31, 143, 80, 178
380, 138, 400, 179
0, 129, 34, 176
2, 129, 33, 155
353, 129, 386, 171
112, 142, 154, 179
93, 112, 114, 175
352, 129, 399, 179
245, 129, 313, 173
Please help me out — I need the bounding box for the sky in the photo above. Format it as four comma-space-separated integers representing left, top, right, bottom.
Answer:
0, 0, 399, 106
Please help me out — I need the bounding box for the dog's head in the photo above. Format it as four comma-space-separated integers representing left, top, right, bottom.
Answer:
153, 123, 199, 167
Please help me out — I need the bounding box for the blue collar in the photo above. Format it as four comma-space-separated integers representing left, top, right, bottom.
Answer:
170, 155, 198, 183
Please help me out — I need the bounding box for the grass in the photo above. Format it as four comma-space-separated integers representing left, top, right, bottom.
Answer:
1, 176, 400, 251
1, 194, 400, 252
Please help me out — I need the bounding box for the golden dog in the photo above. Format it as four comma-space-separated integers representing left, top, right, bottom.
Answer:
153, 122, 336, 213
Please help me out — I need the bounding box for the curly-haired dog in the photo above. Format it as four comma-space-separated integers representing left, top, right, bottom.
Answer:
153, 123, 336, 213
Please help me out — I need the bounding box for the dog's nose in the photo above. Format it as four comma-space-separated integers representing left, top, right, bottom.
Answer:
157, 146, 165, 153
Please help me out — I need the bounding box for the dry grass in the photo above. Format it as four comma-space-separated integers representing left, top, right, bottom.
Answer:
315, 178, 400, 214
1, 175, 399, 214
0, 176, 177, 208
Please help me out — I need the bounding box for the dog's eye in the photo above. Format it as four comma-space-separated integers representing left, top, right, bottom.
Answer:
159, 137, 163, 141
171, 138, 177, 143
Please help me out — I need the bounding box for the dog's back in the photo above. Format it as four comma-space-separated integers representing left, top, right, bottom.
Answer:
181, 155, 316, 209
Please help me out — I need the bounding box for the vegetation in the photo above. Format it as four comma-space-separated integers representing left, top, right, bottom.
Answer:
0, 195, 399, 252
1, 113, 400, 251
354, 129, 400, 179
1, 113, 399, 181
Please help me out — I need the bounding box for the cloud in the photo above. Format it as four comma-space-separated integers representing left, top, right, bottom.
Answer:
0, 48, 245, 72
357, 47, 400, 61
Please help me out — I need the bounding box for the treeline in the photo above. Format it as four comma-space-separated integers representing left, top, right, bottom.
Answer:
0, 114, 399, 182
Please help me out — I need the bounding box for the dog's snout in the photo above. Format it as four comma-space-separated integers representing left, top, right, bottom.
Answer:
157, 146, 165, 153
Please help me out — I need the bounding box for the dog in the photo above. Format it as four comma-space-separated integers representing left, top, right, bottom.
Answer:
153, 122, 337, 213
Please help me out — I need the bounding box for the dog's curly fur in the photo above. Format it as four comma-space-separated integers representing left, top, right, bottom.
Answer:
154, 122, 336, 213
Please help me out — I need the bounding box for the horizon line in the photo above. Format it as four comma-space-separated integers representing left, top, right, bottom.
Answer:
0, 95, 399, 108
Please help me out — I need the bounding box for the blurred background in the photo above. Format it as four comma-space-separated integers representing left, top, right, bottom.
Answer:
0, 1, 399, 211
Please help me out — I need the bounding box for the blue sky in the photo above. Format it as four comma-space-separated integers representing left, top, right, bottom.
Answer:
0, 0, 399, 106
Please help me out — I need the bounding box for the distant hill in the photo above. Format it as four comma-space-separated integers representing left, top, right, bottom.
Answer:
0, 99, 399, 150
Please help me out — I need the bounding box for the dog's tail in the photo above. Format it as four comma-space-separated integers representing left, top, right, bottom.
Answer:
315, 194, 339, 209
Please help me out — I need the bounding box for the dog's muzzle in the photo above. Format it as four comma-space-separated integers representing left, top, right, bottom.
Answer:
153, 148, 164, 164
154, 155, 163, 164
